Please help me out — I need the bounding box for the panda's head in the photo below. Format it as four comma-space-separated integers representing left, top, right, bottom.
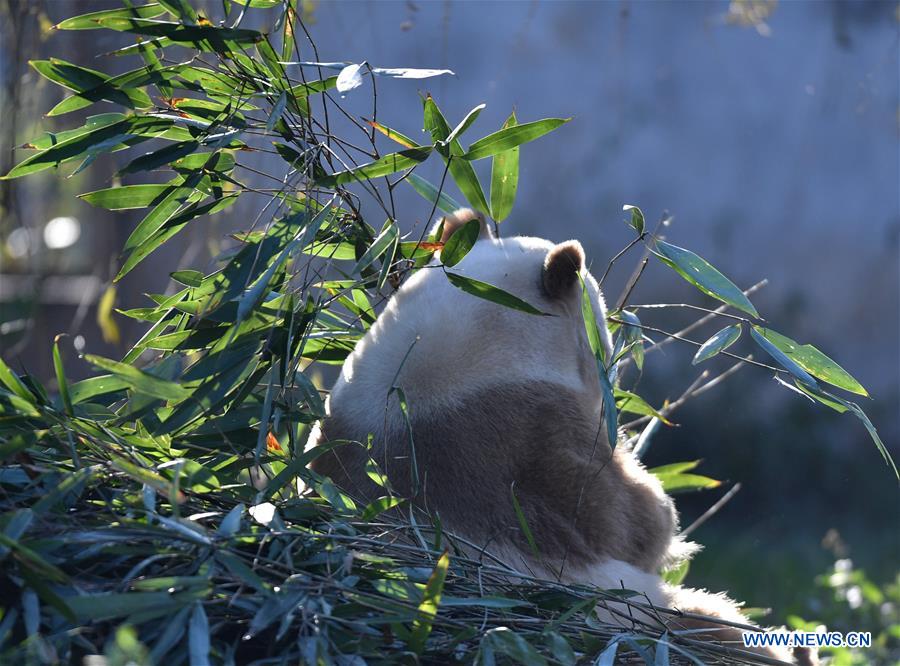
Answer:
434, 208, 590, 305
334, 208, 614, 406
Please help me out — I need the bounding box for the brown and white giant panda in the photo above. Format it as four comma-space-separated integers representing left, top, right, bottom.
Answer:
310, 208, 815, 665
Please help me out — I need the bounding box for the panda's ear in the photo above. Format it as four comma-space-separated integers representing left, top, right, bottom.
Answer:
432, 208, 494, 243
542, 240, 584, 299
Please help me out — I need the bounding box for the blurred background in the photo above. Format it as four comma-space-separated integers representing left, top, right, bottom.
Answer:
1, 0, 897, 628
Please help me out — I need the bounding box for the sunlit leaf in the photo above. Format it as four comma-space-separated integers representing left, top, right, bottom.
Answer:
489, 111, 519, 223
623, 204, 644, 235
54, 4, 167, 30
440, 219, 480, 267
752, 327, 868, 396
692, 323, 742, 365
80, 184, 172, 210
445, 272, 545, 316
650, 461, 721, 494
614, 390, 672, 426
463, 117, 570, 161
405, 173, 461, 214
317, 147, 432, 187
750, 325, 818, 387
423, 95, 490, 214
655, 239, 759, 318
83, 355, 189, 402
409, 551, 450, 654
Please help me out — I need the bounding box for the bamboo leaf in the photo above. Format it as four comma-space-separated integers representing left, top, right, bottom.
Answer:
317, 147, 432, 187
445, 272, 545, 316
614, 390, 672, 425
366, 119, 419, 148
406, 173, 461, 214
54, 4, 166, 30
423, 96, 490, 214
3, 117, 171, 179
655, 240, 759, 318
623, 204, 645, 235
52, 337, 74, 415
440, 219, 480, 267
692, 324, 742, 365
464, 118, 570, 161
83, 354, 189, 401
510, 483, 539, 558
80, 184, 172, 210
750, 326, 818, 387
0, 355, 35, 404
189, 602, 211, 666
489, 111, 519, 223
752, 327, 868, 396
409, 551, 450, 654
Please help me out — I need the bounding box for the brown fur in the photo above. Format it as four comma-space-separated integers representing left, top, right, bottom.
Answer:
312, 381, 675, 574
542, 240, 585, 299
438, 208, 494, 242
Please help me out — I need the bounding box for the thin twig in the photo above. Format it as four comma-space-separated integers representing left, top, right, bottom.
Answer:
682, 483, 743, 538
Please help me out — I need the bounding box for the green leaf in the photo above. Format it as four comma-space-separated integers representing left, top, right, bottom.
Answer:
83, 354, 189, 402
158, 0, 198, 22
580, 281, 606, 365
445, 272, 545, 316
123, 172, 206, 252
580, 277, 617, 447
440, 219, 480, 267
0, 354, 35, 404
317, 147, 432, 187
654, 240, 759, 318
445, 103, 485, 145
617, 309, 644, 370
52, 337, 74, 415
19, 113, 125, 150
623, 204, 645, 235
54, 4, 166, 30
115, 194, 238, 280
544, 631, 576, 666
80, 184, 172, 210
750, 326, 818, 387
69, 375, 130, 404
595, 638, 621, 666
119, 141, 200, 174
188, 602, 211, 666
662, 559, 690, 586
171, 270, 204, 287
360, 496, 405, 522
354, 220, 399, 274
692, 323, 742, 365
464, 117, 570, 160
97, 17, 264, 49
366, 119, 419, 149
423, 96, 490, 214
3, 116, 171, 179
406, 173, 461, 214
489, 111, 519, 222
614, 389, 672, 425
266, 91, 288, 132
30, 59, 148, 111
752, 327, 868, 396
173, 151, 235, 173
650, 461, 721, 494
482, 627, 548, 666
510, 483, 539, 558
66, 592, 189, 622
409, 551, 450, 655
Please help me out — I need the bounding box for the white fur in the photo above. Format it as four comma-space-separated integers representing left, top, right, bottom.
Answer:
330, 235, 614, 438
